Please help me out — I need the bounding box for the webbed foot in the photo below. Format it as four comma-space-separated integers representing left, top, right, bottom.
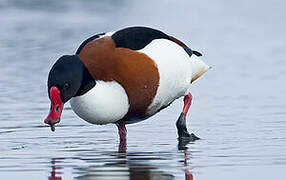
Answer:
176, 113, 200, 142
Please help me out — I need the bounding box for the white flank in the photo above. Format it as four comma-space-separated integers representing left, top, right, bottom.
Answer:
139, 39, 193, 115
70, 81, 129, 125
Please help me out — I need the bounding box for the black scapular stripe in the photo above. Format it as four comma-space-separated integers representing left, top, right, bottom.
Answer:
192, 50, 202, 56
76, 27, 199, 59
75, 33, 105, 55
111, 26, 171, 50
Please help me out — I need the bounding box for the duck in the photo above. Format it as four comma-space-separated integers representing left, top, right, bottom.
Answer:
44, 26, 210, 143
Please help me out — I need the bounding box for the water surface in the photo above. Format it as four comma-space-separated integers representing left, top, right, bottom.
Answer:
1, 0, 286, 179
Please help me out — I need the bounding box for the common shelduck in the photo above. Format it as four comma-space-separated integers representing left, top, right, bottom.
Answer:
44, 26, 210, 143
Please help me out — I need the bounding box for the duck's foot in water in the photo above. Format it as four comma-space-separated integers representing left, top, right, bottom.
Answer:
176, 113, 200, 141
177, 113, 200, 150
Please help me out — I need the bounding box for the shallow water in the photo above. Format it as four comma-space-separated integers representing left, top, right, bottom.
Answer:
1, 0, 286, 179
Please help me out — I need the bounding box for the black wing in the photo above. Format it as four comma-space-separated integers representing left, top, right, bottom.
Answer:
77, 27, 199, 57
111, 26, 170, 50
112, 26, 198, 57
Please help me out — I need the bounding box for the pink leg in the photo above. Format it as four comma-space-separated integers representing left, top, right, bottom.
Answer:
183, 93, 192, 116
176, 93, 199, 141
116, 121, 127, 153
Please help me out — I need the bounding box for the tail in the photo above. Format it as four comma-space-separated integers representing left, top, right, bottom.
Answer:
190, 53, 210, 83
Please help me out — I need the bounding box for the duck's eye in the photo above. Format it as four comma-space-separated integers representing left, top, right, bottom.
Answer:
63, 82, 70, 90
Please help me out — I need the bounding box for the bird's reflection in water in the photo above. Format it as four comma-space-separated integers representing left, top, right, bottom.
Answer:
178, 138, 194, 180
75, 151, 175, 180
48, 140, 195, 180
48, 158, 63, 180
184, 150, 194, 180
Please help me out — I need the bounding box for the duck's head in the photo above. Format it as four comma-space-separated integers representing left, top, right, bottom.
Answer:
44, 55, 84, 131
190, 51, 210, 83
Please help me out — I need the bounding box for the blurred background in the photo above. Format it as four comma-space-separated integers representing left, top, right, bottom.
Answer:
0, 0, 285, 179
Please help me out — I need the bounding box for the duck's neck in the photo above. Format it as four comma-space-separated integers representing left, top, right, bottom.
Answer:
74, 56, 96, 96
